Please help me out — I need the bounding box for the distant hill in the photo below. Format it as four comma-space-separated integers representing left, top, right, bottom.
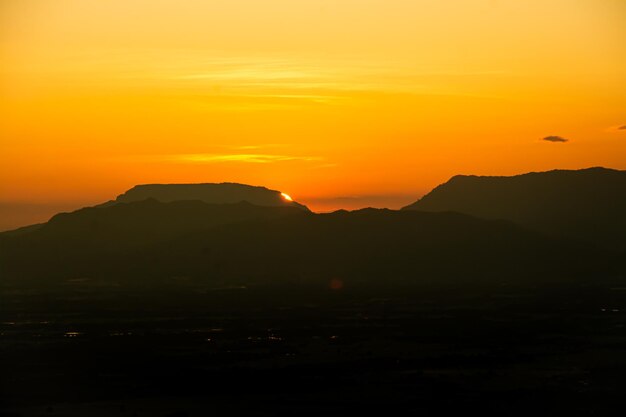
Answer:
0, 200, 613, 288
0, 199, 307, 282
403, 167, 626, 249
102, 183, 309, 211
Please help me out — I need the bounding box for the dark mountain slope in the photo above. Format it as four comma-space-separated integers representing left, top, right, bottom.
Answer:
403, 167, 626, 248
0, 200, 308, 282
0, 203, 612, 288
38, 198, 305, 244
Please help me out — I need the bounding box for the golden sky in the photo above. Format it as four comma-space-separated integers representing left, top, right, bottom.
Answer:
1, 0, 625, 229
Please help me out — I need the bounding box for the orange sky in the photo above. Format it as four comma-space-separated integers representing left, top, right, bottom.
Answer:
1, 0, 625, 230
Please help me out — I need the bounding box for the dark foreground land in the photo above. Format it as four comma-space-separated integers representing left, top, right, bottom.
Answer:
2, 281, 626, 417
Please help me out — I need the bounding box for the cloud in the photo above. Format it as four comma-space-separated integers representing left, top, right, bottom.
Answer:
159, 54, 513, 103
110, 145, 324, 165
619, 126, 626, 130
231, 144, 285, 150
542, 135, 568, 143
171, 153, 320, 164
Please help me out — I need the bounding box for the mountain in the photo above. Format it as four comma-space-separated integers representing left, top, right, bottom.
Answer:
403, 167, 626, 249
0, 199, 307, 283
2, 172, 624, 289
0, 199, 611, 288
102, 182, 309, 211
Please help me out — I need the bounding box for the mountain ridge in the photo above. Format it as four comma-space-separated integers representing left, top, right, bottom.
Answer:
0, 198, 614, 288
403, 167, 626, 248
101, 182, 309, 211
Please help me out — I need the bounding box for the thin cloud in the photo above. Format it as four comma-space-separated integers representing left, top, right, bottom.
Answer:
161, 54, 513, 101
542, 135, 569, 143
171, 153, 321, 164
109, 146, 323, 165
619, 125, 626, 130
231, 144, 286, 150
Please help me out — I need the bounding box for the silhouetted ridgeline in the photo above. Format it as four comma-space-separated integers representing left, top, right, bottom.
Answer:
0, 200, 614, 288
403, 167, 626, 249
101, 182, 309, 211
0, 173, 624, 289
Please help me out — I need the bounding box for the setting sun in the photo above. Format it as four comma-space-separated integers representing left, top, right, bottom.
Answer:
281, 192, 293, 202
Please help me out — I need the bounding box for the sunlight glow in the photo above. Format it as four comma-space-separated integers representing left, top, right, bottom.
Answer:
0, 0, 624, 229
281, 193, 293, 202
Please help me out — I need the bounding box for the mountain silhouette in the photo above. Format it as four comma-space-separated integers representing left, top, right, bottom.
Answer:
2, 171, 625, 288
403, 167, 626, 249
101, 182, 309, 211
0, 199, 612, 288
0, 199, 306, 282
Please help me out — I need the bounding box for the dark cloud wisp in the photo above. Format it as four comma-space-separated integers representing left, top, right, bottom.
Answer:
542, 135, 568, 143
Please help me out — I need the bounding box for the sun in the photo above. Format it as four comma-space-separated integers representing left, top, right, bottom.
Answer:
280, 192, 293, 202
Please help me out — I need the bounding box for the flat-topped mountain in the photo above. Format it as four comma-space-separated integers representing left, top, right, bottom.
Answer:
403, 167, 626, 248
105, 182, 309, 211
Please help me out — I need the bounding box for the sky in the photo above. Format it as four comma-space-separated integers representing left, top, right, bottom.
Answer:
1, 0, 625, 230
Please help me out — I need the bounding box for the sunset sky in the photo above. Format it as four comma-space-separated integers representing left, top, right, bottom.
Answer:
1, 0, 625, 230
